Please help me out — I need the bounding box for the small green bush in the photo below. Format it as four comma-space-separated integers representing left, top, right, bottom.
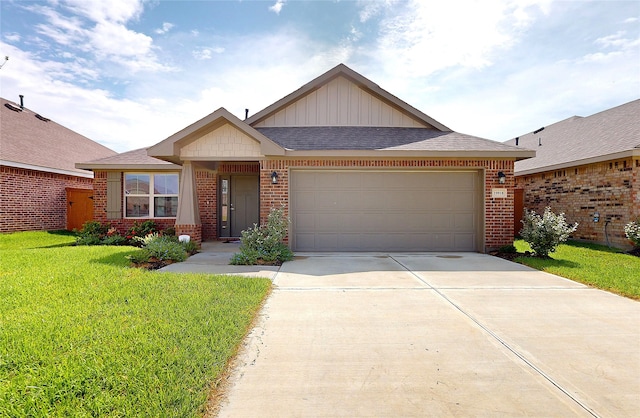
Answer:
181, 240, 199, 256
497, 244, 517, 253
231, 207, 294, 265
76, 221, 109, 246
144, 234, 187, 262
624, 219, 640, 248
520, 207, 578, 258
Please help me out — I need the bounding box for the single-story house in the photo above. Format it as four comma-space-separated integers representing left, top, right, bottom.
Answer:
1, 96, 117, 233
505, 99, 640, 249
78, 64, 533, 252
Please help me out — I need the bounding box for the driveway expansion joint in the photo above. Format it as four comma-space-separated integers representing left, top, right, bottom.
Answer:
388, 255, 601, 418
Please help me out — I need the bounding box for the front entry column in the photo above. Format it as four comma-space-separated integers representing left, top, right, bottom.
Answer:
175, 161, 202, 243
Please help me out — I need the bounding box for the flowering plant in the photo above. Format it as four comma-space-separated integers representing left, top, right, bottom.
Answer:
520, 207, 578, 258
624, 220, 640, 248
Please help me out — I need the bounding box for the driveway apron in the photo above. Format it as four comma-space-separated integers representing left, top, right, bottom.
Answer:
214, 253, 640, 417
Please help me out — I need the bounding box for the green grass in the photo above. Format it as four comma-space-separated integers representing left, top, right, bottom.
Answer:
0, 231, 271, 417
514, 239, 640, 299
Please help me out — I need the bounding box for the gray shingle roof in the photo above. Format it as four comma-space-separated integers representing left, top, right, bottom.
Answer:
1, 97, 116, 175
505, 99, 640, 174
76, 147, 180, 170
256, 126, 522, 152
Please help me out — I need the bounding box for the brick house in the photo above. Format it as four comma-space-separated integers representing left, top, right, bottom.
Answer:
505, 99, 640, 249
1, 97, 116, 233
79, 64, 533, 252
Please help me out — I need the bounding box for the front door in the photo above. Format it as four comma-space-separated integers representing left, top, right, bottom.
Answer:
219, 175, 259, 238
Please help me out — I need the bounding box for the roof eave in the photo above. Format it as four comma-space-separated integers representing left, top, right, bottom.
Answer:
281, 149, 536, 159
75, 163, 182, 171
515, 149, 640, 176
3, 160, 95, 178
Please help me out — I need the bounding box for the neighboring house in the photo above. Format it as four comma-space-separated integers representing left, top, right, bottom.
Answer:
1, 96, 117, 233
78, 64, 533, 252
505, 99, 640, 249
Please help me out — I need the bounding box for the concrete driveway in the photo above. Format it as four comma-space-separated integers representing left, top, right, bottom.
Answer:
212, 253, 639, 417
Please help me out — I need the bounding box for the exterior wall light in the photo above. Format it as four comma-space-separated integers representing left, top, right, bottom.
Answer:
497, 171, 506, 184
271, 171, 279, 184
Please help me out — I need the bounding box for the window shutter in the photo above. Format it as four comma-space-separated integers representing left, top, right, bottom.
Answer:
106, 172, 122, 220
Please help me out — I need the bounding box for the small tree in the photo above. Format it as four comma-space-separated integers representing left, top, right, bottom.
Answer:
520, 207, 578, 258
624, 219, 640, 248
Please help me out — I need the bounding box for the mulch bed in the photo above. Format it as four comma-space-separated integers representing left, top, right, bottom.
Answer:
131, 258, 175, 270
489, 251, 532, 261
627, 247, 640, 258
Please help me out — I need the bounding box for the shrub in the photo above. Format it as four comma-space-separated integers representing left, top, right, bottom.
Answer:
624, 219, 640, 248
126, 220, 159, 246
231, 207, 294, 265
181, 240, 199, 256
520, 207, 578, 258
497, 244, 517, 253
76, 221, 109, 246
142, 234, 187, 262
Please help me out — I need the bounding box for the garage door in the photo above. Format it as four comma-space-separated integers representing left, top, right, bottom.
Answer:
290, 170, 482, 252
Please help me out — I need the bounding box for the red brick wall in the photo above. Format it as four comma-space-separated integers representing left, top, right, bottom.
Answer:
515, 157, 638, 249
196, 169, 217, 241
260, 158, 515, 252
0, 165, 93, 233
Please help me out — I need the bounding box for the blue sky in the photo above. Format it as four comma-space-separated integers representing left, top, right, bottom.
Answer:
1, 0, 638, 152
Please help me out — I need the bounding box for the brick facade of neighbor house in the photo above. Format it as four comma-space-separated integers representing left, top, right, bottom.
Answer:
0, 165, 93, 233
515, 157, 639, 249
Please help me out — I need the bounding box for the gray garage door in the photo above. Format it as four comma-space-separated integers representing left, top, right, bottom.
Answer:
290, 170, 481, 252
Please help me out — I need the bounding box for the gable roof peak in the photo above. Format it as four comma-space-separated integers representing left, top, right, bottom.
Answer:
246, 64, 450, 131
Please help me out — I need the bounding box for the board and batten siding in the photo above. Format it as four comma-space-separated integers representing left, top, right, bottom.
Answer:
180, 123, 262, 159
252, 76, 427, 128
106, 171, 122, 220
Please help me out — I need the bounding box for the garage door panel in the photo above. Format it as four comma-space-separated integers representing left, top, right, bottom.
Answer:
294, 213, 316, 231
291, 170, 481, 251
454, 213, 475, 231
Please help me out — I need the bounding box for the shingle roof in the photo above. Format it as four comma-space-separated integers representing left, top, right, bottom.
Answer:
257, 126, 524, 152
76, 147, 180, 170
505, 99, 640, 175
1, 97, 116, 175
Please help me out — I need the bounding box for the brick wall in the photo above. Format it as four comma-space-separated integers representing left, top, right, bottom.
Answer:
0, 165, 93, 233
260, 158, 515, 251
515, 157, 638, 249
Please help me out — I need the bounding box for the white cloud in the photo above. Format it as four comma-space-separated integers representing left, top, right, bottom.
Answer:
25, 1, 172, 74
60, 0, 145, 24
3, 33, 22, 42
155, 22, 174, 35
192, 46, 224, 60
369, 0, 550, 80
269, 0, 286, 15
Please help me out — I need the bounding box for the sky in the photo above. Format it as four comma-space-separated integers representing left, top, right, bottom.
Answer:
1, 0, 638, 153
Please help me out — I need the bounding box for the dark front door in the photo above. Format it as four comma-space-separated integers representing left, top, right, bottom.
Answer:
220, 175, 259, 238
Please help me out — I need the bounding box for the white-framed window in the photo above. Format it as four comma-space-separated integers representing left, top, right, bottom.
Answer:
124, 173, 179, 218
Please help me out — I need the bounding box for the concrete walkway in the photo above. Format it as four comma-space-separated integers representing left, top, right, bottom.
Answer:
165, 246, 640, 417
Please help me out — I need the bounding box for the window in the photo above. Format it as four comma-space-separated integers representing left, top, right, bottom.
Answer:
125, 173, 179, 218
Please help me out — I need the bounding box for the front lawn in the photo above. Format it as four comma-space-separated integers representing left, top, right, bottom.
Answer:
0, 231, 271, 417
513, 239, 640, 299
